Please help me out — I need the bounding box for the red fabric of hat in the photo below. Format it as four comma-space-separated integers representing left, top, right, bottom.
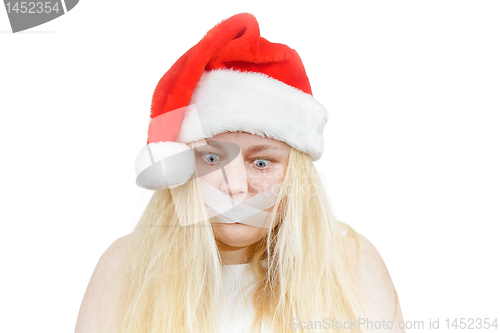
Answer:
149, 13, 312, 143
135, 13, 328, 190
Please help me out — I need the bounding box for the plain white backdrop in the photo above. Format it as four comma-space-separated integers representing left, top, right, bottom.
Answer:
1, 1, 499, 332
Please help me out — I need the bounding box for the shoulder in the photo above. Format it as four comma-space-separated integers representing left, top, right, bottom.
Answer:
100, 235, 130, 264
75, 235, 131, 333
352, 232, 406, 332
357, 233, 389, 276
88, 235, 130, 284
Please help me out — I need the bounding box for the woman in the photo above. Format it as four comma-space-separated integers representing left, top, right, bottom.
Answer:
75, 13, 404, 333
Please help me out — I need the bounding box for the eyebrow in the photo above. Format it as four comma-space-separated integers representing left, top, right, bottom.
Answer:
206, 140, 286, 154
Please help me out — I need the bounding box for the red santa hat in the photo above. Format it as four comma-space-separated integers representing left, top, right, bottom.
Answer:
135, 13, 328, 190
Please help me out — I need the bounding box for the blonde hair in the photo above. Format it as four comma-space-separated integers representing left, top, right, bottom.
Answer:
112, 146, 368, 333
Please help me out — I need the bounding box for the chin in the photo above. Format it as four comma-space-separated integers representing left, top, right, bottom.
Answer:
212, 222, 265, 247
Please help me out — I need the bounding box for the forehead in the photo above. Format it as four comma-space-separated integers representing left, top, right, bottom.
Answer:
201, 131, 290, 151
212, 131, 289, 147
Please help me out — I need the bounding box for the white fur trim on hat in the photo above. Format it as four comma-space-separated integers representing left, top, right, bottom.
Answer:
177, 69, 328, 161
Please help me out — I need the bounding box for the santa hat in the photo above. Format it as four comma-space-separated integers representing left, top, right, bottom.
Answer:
135, 13, 328, 190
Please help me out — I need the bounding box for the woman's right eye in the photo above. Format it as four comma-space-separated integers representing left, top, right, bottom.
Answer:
197, 152, 222, 164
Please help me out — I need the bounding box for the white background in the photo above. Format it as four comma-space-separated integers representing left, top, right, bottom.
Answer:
1, 1, 499, 332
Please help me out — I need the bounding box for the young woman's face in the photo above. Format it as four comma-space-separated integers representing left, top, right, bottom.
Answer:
194, 131, 290, 248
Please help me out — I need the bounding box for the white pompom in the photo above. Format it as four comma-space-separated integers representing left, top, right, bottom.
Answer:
135, 141, 195, 190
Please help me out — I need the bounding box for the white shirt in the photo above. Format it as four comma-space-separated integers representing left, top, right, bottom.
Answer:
217, 262, 272, 333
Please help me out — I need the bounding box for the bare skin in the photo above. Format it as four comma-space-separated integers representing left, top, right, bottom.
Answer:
193, 131, 291, 264
75, 132, 405, 332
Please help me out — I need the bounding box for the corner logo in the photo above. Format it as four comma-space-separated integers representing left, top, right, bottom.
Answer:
3, 1, 79, 33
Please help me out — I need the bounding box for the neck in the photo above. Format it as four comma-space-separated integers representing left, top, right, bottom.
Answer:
217, 241, 256, 265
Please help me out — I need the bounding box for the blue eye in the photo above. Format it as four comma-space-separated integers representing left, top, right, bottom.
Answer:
196, 152, 273, 169
252, 158, 272, 169
199, 153, 221, 164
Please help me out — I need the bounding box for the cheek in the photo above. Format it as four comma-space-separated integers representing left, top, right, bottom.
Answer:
247, 164, 287, 191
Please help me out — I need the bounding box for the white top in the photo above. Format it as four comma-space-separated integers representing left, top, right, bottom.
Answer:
216, 228, 348, 332
217, 262, 272, 333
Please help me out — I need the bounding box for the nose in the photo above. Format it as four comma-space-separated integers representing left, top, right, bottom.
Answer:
220, 150, 248, 201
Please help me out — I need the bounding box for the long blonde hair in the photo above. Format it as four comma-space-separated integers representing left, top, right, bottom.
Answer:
112, 146, 367, 333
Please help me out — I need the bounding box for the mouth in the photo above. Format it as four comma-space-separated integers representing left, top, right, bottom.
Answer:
212, 221, 244, 226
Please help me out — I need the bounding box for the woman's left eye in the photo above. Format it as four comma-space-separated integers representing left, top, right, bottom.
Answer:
252, 158, 272, 169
